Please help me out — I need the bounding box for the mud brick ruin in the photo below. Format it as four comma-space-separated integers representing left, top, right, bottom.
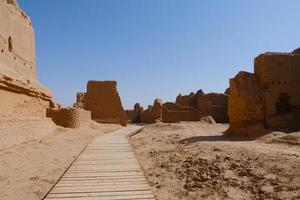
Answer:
228, 48, 300, 135
162, 102, 200, 123
0, 0, 91, 128
176, 90, 229, 123
0, 0, 53, 119
46, 107, 91, 128
75, 81, 127, 126
130, 103, 143, 123
130, 90, 228, 124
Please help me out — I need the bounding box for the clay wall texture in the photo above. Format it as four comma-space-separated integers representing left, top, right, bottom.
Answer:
46, 107, 91, 128
228, 49, 300, 133
175, 90, 229, 123
84, 81, 127, 126
0, 0, 52, 119
125, 110, 134, 121
161, 102, 200, 123
196, 92, 229, 123
131, 103, 143, 123
162, 110, 200, 123
0, 0, 36, 80
74, 92, 85, 109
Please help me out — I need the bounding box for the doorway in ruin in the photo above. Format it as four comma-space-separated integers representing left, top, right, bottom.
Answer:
275, 93, 291, 114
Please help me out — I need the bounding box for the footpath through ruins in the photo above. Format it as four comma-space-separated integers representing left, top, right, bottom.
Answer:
43, 125, 155, 200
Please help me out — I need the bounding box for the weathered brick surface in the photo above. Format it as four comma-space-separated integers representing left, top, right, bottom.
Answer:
228, 49, 300, 134
84, 81, 127, 126
46, 107, 91, 128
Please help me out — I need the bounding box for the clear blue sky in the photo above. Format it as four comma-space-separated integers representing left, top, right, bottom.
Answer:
18, 0, 300, 109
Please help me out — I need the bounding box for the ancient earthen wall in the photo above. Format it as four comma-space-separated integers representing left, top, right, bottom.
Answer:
85, 81, 127, 126
131, 103, 143, 123
162, 109, 200, 123
0, 0, 36, 80
175, 92, 197, 107
196, 92, 229, 123
46, 107, 91, 128
0, 0, 52, 119
175, 90, 229, 123
74, 92, 86, 109
254, 51, 300, 128
162, 102, 200, 123
125, 110, 134, 122
228, 71, 264, 132
228, 49, 300, 134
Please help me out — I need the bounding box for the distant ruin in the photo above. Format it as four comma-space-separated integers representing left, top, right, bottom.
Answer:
0, 0, 54, 119
75, 81, 127, 126
228, 48, 300, 135
176, 90, 228, 123
130, 90, 228, 124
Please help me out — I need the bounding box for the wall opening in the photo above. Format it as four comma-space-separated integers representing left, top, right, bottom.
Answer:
8, 36, 13, 52
275, 93, 291, 114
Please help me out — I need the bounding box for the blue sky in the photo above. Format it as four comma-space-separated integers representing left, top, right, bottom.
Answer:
18, 0, 300, 109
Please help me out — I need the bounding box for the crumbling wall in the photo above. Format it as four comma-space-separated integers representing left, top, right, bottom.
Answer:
175, 90, 229, 123
131, 103, 143, 123
228, 49, 300, 135
46, 107, 91, 128
228, 72, 264, 133
0, 0, 36, 80
131, 99, 162, 124
84, 81, 127, 126
162, 102, 200, 123
74, 92, 85, 109
125, 110, 134, 122
162, 110, 200, 123
175, 92, 197, 107
254, 50, 300, 129
196, 92, 229, 123
0, 0, 52, 119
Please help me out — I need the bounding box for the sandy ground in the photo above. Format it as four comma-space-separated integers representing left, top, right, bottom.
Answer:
0, 118, 121, 200
129, 122, 300, 200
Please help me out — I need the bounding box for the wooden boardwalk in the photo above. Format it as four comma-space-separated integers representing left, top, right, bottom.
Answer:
44, 126, 155, 200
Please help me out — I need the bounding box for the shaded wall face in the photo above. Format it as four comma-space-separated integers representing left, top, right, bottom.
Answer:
85, 81, 127, 126
0, 0, 36, 80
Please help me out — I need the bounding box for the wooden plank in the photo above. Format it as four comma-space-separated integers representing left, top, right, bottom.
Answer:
43, 126, 155, 200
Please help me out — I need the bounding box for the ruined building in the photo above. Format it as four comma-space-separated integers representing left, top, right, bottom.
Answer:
228, 48, 300, 135
0, 0, 53, 119
162, 101, 200, 123
130, 99, 162, 124
75, 81, 127, 126
130, 90, 228, 124
176, 90, 229, 123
